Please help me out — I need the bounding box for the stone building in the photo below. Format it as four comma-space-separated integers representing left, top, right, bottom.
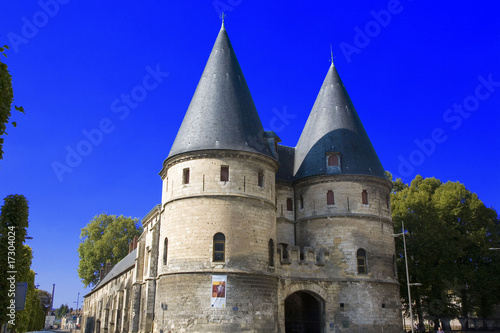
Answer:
82, 23, 402, 333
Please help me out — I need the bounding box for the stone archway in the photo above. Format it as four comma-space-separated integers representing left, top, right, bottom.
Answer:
285, 291, 324, 333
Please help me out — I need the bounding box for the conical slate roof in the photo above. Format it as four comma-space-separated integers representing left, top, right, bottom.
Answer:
294, 63, 386, 179
168, 24, 272, 159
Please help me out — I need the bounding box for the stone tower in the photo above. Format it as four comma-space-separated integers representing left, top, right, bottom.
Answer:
81, 23, 403, 333
156, 23, 280, 332
275, 62, 401, 331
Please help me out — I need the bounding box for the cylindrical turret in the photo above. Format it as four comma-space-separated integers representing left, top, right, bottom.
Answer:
154, 24, 280, 332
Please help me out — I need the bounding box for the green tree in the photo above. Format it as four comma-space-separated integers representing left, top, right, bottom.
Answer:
0, 195, 45, 333
27, 289, 45, 331
391, 175, 500, 330
0, 46, 24, 161
37, 289, 52, 314
55, 304, 69, 319
0, 195, 30, 328
77, 214, 143, 288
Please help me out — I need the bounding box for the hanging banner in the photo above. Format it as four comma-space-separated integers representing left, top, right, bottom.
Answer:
211, 275, 227, 308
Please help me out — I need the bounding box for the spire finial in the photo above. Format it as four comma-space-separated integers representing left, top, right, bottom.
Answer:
330, 44, 335, 65
220, 12, 227, 28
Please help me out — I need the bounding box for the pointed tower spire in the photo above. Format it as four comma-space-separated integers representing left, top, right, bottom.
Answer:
168, 25, 272, 159
294, 64, 386, 179
220, 12, 227, 28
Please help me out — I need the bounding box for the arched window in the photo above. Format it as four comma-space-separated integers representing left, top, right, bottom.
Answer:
327, 190, 334, 205
163, 238, 168, 265
213, 233, 225, 262
327, 154, 339, 166
269, 239, 275, 267
357, 248, 367, 274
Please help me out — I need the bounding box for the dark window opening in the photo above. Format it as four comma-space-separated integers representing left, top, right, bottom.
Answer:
362, 190, 368, 205
220, 166, 229, 182
258, 172, 264, 188
163, 238, 168, 265
286, 198, 293, 211
182, 168, 190, 184
327, 190, 334, 205
279, 243, 289, 260
299, 196, 304, 209
268, 239, 274, 267
357, 248, 367, 274
213, 233, 225, 262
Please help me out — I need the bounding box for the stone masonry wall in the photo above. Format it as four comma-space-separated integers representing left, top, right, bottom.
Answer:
158, 152, 278, 274
155, 273, 278, 333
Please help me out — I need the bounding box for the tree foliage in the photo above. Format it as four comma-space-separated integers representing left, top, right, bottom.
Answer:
391, 175, 500, 327
77, 214, 143, 288
0, 195, 29, 326
38, 289, 52, 313
0, 195, 44, 332
55, 304, 70, 319
0, 45, 24, 161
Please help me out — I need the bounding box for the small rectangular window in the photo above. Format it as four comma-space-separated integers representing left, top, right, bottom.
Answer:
286, 198, 293, 211
299, 196, 304, 209
183, 168, 190, 184
221, 166, 229, 182
362, 190, 368, 205
258, 172, 264, 187
357, 248, 367, 274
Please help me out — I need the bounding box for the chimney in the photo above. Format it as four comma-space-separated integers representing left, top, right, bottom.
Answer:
100, 269, 105, 281
132, 235, 138, 250
129, 241, 133, 254
105, 262, 113, 275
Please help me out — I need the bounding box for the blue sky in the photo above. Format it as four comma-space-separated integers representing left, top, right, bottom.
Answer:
1, 1, 499, 307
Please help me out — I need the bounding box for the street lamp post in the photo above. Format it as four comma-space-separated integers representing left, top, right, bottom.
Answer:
392, 221, 420, 333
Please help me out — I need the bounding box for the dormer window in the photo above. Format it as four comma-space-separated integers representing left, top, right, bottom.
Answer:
327, 154, 339, 166
326, 153, 341, 175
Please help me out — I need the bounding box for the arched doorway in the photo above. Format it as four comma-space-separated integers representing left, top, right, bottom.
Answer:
285, 291, 324, 333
